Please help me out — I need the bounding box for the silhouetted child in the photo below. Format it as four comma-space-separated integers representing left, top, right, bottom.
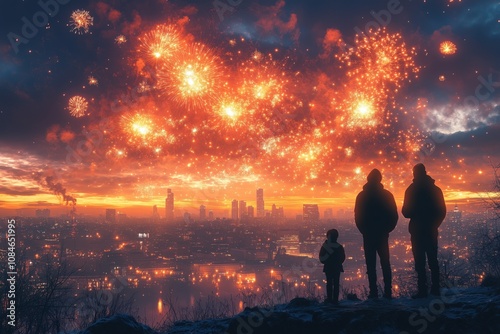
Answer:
319, 229, 346, 304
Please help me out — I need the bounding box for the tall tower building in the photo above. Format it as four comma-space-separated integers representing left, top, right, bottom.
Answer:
152, 205, 160, 222
450, 203, 462, 224
247, 206, 254, 218
231, 200, 239, 220
303, 204, 319, 222
256, 188, 265, 218
165, 189, 174, 222
271, 204, 284, 219
239, 200, 247, 219
200, 205, 207, 221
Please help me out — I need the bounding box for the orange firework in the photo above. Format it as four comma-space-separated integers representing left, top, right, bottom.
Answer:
439, 41, 457, 55
68, 96, 88, 117
88, 76, 98, 86
233, 53, 292, 126
69, 10, 93, 34
121, 112, 175, 149
138, 25, 183, 62
216, 100, 246, 126
115, 35, 127, 45
334, 28, 419, 129
157, 42, 224, 108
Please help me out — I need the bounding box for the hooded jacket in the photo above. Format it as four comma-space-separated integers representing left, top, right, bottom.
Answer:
354, 182, 398, 239
402, 175, 446, 235
319, 239, 345, 274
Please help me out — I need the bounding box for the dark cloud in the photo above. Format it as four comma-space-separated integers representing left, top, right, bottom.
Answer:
25, 201, 61, 207
0, 185, 40, 196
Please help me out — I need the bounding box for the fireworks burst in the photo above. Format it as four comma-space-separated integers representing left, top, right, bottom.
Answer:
68, 96, 88, 118
115, 35, 127, 44
138, 25, 183, 62
59, 23, 426, 189
88, 76, 98, 86
137, 80, 151, 93
120, 112, 176, 150
334, 28, 419, 128
439, 41, 457, 55
69, 10, 93, 34
157, 43, 224, 108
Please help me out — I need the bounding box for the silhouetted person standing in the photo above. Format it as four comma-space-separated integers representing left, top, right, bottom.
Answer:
319, 229, 345, 304
355, 169, 398, 299
402, 163, 446, 298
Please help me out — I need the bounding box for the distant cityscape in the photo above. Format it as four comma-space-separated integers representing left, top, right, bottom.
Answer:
2, 188, 498, 326
26, 188, 358, 223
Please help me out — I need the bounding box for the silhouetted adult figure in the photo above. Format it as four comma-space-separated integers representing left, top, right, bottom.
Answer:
355, 169, 398, 299
403, 163, 446, 298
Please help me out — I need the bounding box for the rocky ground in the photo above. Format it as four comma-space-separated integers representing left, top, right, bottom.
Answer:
79, 287, 500, 334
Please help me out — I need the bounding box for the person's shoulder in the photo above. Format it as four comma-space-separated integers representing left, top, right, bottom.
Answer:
405, 183, 415, 192
432, 183, 443, 191
355, 190, 365, 202
356, 189, 365, 197
382, 188, 395, 196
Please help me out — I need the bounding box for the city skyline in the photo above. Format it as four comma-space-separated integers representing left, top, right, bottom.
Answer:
10, 191, 475, 222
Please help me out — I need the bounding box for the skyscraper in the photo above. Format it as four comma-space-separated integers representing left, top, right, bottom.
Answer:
256, 188, 264, 218
165, 189, 174, 222
152, 205, 160, 222
247, 206, 254, 218
271, 204, 284, 219
200, 205, 206, 220
303, 204, 320, 222
231, 200, 239, 220
450, 204, 462, 224
239, 200, 247, 219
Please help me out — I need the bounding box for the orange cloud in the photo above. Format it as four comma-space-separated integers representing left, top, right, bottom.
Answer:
254, 0, 300, 43
46, 126, 59, 143
95, 2, 122, 23
320, 28, 342, 59
180, 5, 198, 16
60, 130, 76, 143
108, 9, 122, 23
122, 11, 142, 35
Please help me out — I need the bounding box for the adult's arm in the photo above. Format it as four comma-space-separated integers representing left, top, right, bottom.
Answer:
435, 187, 446, 228
386, 191, 399, 232
354, 192, 366, 234
402, 186, 413, 219
340, 245, 346, 264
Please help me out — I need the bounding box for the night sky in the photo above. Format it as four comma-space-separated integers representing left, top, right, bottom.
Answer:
0, 0, 499, 217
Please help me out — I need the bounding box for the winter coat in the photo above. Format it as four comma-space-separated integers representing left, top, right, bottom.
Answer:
354, 182, 398, 239
402, 175, 446, 236
319, 240, 345, 274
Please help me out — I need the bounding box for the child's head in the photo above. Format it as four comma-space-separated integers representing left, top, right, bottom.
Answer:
327, 229, 339, 242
